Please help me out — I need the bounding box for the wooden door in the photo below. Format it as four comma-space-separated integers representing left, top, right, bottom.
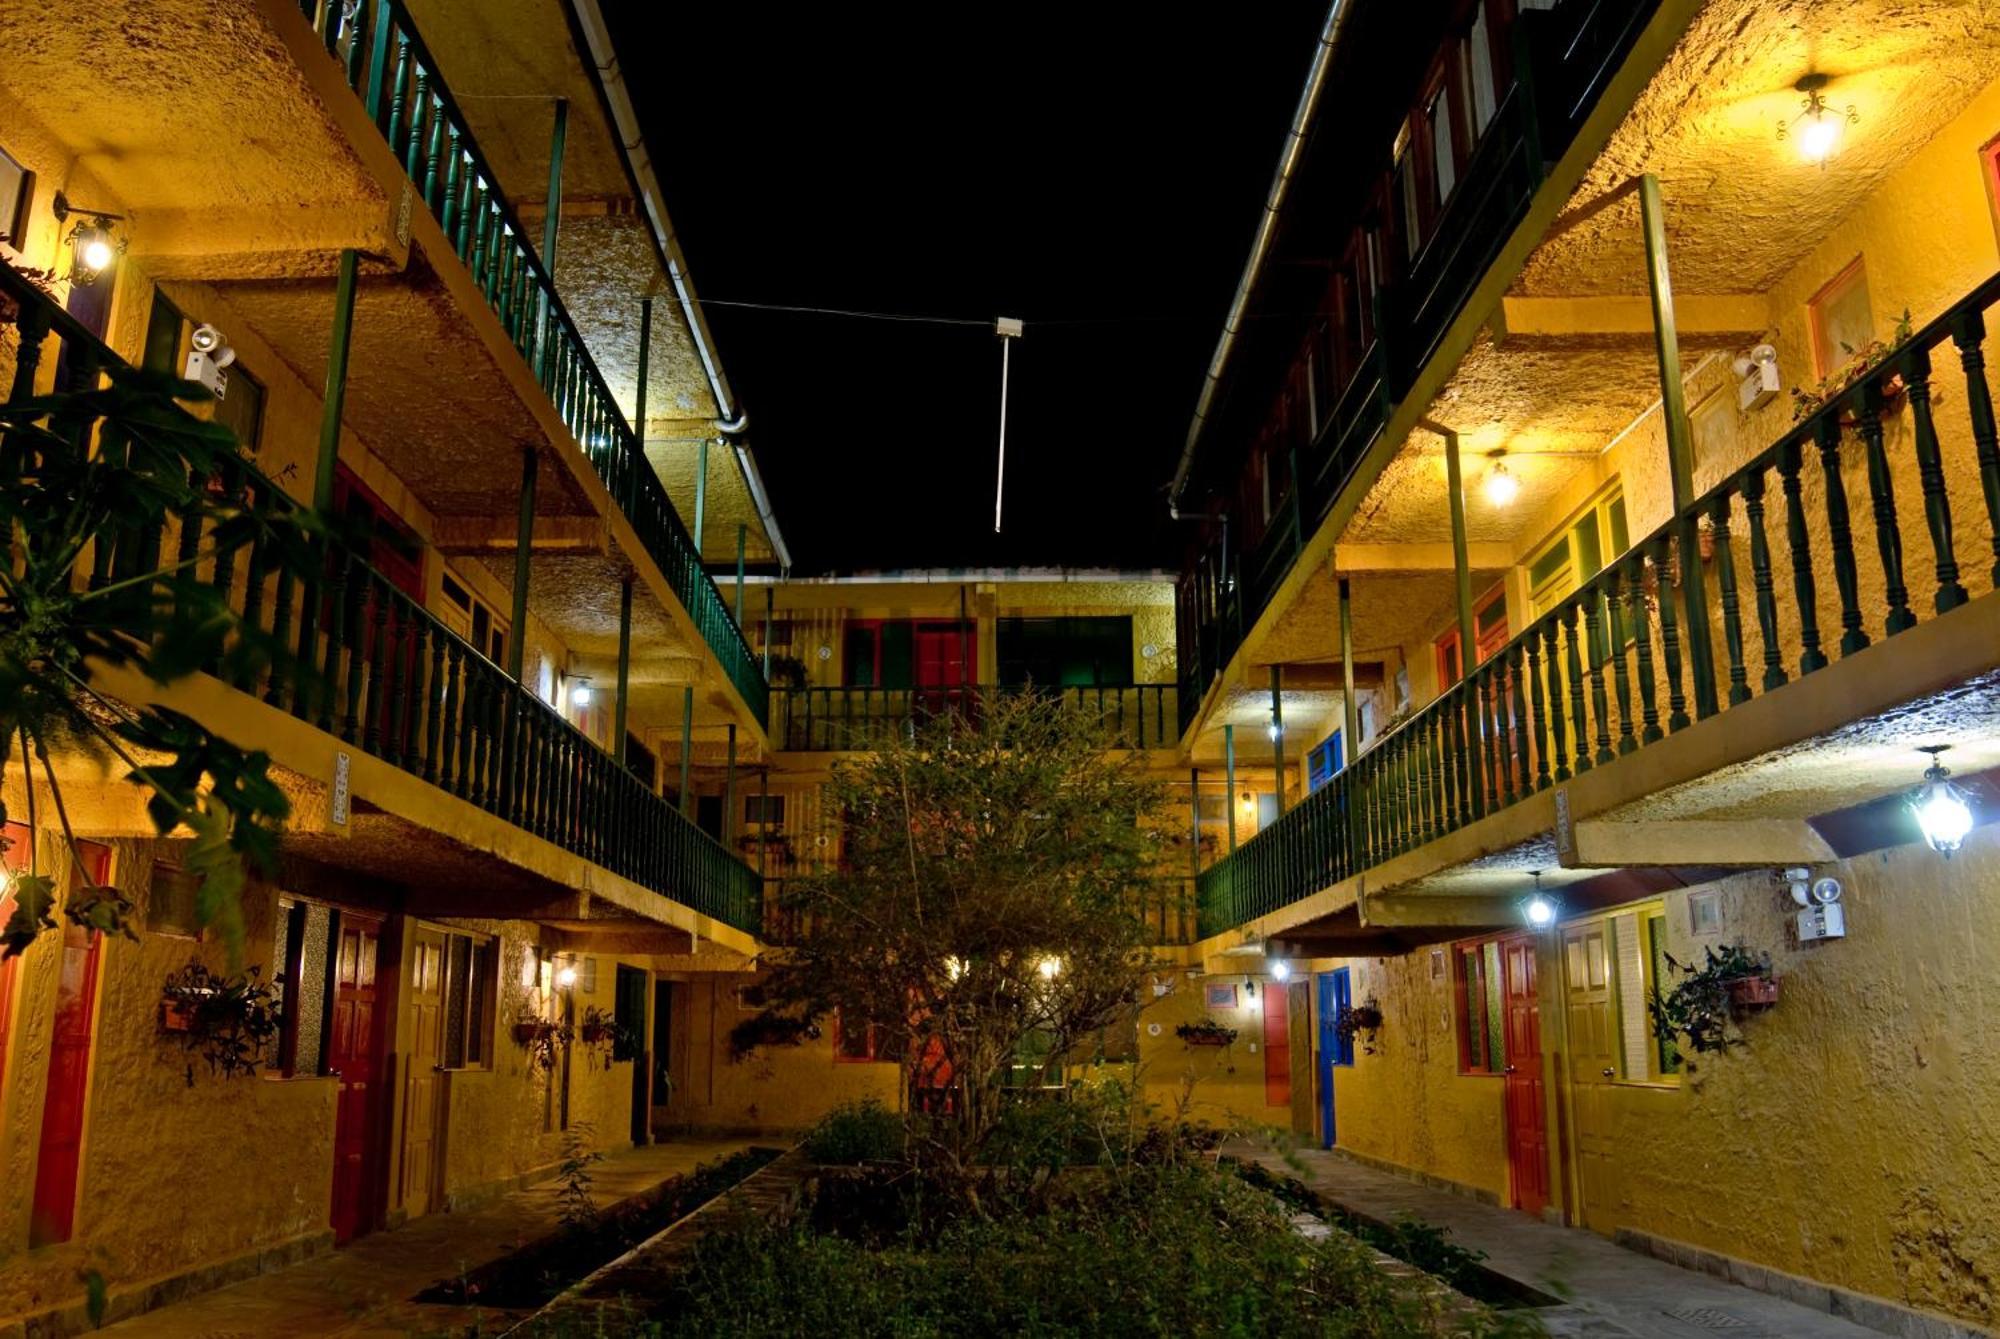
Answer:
328, 914, 383, 1243
399, 927, 445, 1219
1563, 921, 1620, 1232
616, 965, 650, 1147
650, 980, 675, 1125
0, 822, 30, 1098
1260, 982, 1290, 1108
1315, 971, 1343, 1148
30, 839, 112, 1246
1499, 933, 1548, 1217
1286, 981, 1313, 1136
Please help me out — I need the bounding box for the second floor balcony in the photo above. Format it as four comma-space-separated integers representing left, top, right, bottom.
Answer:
769, 683, 1180, 753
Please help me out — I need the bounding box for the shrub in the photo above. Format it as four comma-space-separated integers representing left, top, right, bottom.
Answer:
803, 1100, 903, 1164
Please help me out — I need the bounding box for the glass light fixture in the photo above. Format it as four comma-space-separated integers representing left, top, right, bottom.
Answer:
1778, 74, 1856, 168
1911, 746, 1974, 856
1266, 715, 1283, 743
1521, 870, 1557, 929
1268, 960, 1291, 982
556, 964, 578, 990
571, 679, 593, 708
1037, 956, 1061, 980
1482, 455, 1519, 507
52, 192, 125, 287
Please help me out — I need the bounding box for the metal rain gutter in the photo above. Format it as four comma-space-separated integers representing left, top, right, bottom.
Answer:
1168, 0, 1354, 515
565, 0, 794, 572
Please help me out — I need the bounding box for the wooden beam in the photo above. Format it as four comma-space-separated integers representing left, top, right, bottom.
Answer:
1334, 540, 1514, 574
1357, 891, 1521, 930
1563, 818, 1836, 869
1494, 293, 1768, 344
548, 927, 696, 957
430, 514, 607, 556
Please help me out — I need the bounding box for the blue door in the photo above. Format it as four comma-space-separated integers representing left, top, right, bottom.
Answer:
1315, 968, 1354, 1149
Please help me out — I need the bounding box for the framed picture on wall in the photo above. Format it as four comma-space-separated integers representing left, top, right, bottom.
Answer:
0, 143, 32, 250
1204, 982, 1238, 1010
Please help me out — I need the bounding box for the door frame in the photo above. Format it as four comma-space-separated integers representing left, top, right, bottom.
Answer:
1497, 931, 1549, 1217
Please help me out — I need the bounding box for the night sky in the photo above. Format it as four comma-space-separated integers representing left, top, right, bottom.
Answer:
609, 4, 1333, 575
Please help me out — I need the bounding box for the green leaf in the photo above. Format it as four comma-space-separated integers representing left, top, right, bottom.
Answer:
2, 874, 58, 957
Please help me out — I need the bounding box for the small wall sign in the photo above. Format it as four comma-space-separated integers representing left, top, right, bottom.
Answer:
330, 751, 351, 827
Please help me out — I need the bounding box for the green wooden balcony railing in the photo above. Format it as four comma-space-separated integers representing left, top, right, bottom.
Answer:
1197, 269, 2000, 939
295, 0, 768, 724
1, 265, 763, 937
769, 684, 1180, 752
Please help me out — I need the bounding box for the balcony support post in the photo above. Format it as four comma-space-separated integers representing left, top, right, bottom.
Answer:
1435, 422, 1478, 672
693, 437, 709, 550
722, 724, 737, 848
764, 586, 775, 681
633, 296, 652, 515
1339, 576, 1360, 758
312, 249, 361, 513
1188, 768, 1202, 882
506, 449, 536, 682
734, 523, 748, 625
678, 685, 695, 815
535, 98, 568, 382
614, 574, 633, 765
1639, 173, 1718, 720
1269, 664, 1287, 815
1224, 723, 1238, 853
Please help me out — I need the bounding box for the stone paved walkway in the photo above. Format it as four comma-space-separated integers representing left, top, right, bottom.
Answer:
1231, 1143, 1901, 1339
100, 1138, 759, 1338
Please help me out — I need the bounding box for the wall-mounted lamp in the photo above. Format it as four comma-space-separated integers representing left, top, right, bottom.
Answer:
1482, 452, 1519, 508
51, 191, 125, 286
556, 963, 578, 990
1777, 73, 1856, 168
1911, 745, 1974, 856
1268, 959, 1291, 982
1521, 870, 1558, 929
1266, 714, 1283, 743
1037, 956, 1062, 981
570, 679, 594, 709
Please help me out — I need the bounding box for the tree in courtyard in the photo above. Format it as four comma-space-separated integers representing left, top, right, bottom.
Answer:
2, 280, 323, 961
739, 691, 1171, 1167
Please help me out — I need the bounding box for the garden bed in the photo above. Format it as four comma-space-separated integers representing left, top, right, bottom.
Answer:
416, 1146, 781, 1312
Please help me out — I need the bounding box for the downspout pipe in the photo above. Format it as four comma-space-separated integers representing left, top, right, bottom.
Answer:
1169, 0, 1353, 516
565, 0, 794, 573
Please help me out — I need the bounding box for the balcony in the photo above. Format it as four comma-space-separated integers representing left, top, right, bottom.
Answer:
769, 684, 1180, 753
1175, 0, 1664, 739
281, 0, 767, 722
1197, 270, 2000, 940
1, 265, 764, 937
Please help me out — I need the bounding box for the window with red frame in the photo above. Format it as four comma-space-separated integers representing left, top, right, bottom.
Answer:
1454, 936, 1507, 1074
833, 1011, 879, 1063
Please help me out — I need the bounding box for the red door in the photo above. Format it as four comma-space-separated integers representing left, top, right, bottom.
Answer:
913, 623, 973, 717
329, 914, 384, 1243
1261, 983, 1290, 1107
1500, 933, 1549, 1217
31, 839, 112, 1246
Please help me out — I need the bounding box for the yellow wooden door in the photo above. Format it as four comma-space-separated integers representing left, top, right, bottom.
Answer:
400, 929, 446, 1217
1563, 922, 1621, 1233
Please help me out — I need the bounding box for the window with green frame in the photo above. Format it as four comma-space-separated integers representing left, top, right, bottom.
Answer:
1455, 937, 1506, 1074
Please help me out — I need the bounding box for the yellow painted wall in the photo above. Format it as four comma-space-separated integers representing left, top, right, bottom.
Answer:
1322, 951, 1511, 1202
1133, 970, 1292, 1131
662, 973, 900, 1133
0, 836, 336, 1327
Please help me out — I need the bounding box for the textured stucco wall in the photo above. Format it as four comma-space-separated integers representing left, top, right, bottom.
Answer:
0, 838, 336, 1325
1134, 970, 1293, 1131
664, 974, 899, 1134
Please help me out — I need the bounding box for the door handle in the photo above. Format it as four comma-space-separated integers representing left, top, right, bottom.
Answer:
1503, 1065, 1517, 1074
1600, 1067, 1616, 1078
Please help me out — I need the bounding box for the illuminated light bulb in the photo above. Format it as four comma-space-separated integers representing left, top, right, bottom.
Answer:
1483, 460, 1519, 507
571, 682, 593, 708
1912, 747, 1975, 856
80, 233, 115, 274
946, 956, 964, 981
1037, 956, 1061, 981
556, 965, 578, 989
1798, 113, 1840, 163
1268, 960, 1291, 982
1525, 895, 1557, 928
1267, 718, 1283, 742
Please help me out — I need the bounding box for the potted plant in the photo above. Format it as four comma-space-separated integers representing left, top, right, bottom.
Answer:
1649, 943, 1778, 1054
577, 1006, 637, 1067
1175, 1018, 1238, 1047
159, 960, 284, 1085
1333, 1000, 1385, 1055
511, 1014, 573, 1073
767, 653, 810, 692
1788, 309, 1914, 425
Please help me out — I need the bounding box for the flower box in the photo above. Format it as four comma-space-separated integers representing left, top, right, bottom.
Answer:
1175, 1021, 1238, 1048
1726, 976, 1780, 1008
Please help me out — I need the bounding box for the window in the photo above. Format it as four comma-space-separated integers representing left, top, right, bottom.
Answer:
138, 294, 264, 451
1306, 731, 1343, 792
997, 616, 1134, 688
1454, 937, 1506, 1074
1690, 386, 1732, 470
212, 364, 265, 453
1566, 904, 1681, 1085
440, 931, 497, 1069
744, 794, 786, 828
273, 897, 335, 1078
1433, 582, 1508, 688
843, 619, 973, 690
1465, 5, 1498, 136
1427, 86, 1458, 207
1807, 257, 1874, 380
0, 143, 32, 251
833, 1011, 878, 1062
1527, 483, 1628, 618
146, 860, 202, 939
439, 572, 508, 666
1983, 131, 2000, 250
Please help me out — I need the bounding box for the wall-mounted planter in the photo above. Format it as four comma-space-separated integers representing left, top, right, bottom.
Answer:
1176, 1021, 1238, 1047
1726, 976, 1780, 1008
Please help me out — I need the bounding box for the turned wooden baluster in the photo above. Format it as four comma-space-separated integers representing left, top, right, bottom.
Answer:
1542, 621, 1571, 782
441, 131, 464, 239
442, 639, 465, 794
383, 601, 410, 769
1604, 565, 1636, 755
316, 551, 347, 733
237, 484, 270, 695
1898, 346, 1968, 613
1560, 604, 1592, 772
467, 665, 489, 807
1775, 439, 1828, 673
403, 68, 430, 179
1508, 644, 1531, 799
1708, 491, 1751, 706
1651, 537, 1690, 732
422, 94, 447, 211
1813, 417, 1869, 655
1948, 308, 2000, 588
1525, 636, 1550, 791
1739, 463, 1787, 692
405, 618, 430, 777
363, 575, 390, 754
384, 35, 412, 160
1854, 382, 1916, 636
1581, 595, 1613, 765
267, 562, 296, 709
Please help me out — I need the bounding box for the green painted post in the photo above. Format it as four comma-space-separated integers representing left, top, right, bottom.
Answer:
614, 575, 632, 764
1339, 577, 1360, 757
678, 684, 695, 815
734, 523, 747, 625
632, 297, 652, 514
1639, 173, 1717, 719
537, 99, 568, 382
692, 437, 709, 551
1439, 425, 1477, 667
722, 723, 737, 847
1224, 724, 1238, 853
506, 449, 536, 682
313, 250, 361, 514
1269, 664, 1287, 816
763, 586, 775, 681
1188, 768, 1202, 881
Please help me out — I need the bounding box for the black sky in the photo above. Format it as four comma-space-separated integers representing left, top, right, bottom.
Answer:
608, 3, 1332, 575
